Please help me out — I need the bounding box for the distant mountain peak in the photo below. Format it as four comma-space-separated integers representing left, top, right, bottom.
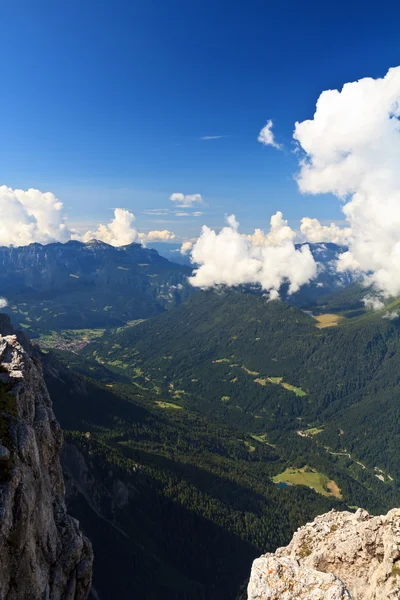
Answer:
84, 238, 113, 248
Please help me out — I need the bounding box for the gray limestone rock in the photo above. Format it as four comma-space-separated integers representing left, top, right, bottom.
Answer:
0, 329, 93, 599
247, 508, 400, 600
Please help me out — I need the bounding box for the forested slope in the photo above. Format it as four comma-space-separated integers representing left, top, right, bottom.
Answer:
0, 240, 192, 333
43, 351, 341, 600
84, 290, 400, 499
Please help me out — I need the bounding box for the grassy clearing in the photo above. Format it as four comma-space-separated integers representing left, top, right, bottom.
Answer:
241, 366, 259, 376
268, 376, 306, 397
281, 382, 306, 397
244, 441, 256, 453
115, 319, 146, 333
304, 426, 324, 436
327, 480, 342, 497
214, 361, 306, 397
273, 466, 342, 499
221, 396, 230, 402
314, 313, 344, 329
250, 433, 276, 448
108, 359, 129, 369
251, 433, 268, 443
155, 401, 183, 410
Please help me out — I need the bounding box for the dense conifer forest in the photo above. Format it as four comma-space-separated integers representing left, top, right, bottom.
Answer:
44, 353, 342, 599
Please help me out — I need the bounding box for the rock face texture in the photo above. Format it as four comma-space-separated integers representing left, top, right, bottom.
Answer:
247, 508, 400, 600
0, 315, 93, 600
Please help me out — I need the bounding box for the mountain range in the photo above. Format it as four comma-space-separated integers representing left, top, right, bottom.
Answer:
0, 240, 191, 334
0, 240, 363, 337
1, 238, 398, 599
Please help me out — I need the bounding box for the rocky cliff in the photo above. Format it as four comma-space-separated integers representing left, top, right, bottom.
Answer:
0, 314, 93, 599
247, 508, 400, 600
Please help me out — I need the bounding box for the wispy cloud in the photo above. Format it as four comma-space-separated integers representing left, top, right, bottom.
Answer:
141, 208, 170, 215
175, 211, 204, 218
170, 193, 204, 208
200, 135, 225, 141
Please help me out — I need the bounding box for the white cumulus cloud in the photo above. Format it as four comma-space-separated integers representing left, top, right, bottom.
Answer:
180, 241, 194, 255
0, 186, 177, 249
0, 185, 74, 246
300, 217, 353, 245
143, 229, 176, 242
0, 297, 8, 309
294, 66, 400, 297
170, 193, 204, 208
246, 212, 296, 247
258, 120, 280, 149
188, 212, 317, 296
83, 209, 176, 246
82, 208, 139, 246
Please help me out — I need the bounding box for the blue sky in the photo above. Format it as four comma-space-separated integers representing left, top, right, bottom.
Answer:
2, 0, 400, 239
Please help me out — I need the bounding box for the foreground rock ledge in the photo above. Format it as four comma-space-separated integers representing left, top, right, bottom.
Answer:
0, 320, 93, 600
247, 508, 400, 600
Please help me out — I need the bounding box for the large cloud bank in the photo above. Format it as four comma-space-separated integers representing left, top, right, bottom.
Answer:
189, 212, 317, 298
295, 66, 400, 297
0, 185, 73, 246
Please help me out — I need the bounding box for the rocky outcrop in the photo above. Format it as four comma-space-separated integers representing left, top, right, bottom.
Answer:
247, 508, 400, 600
0, 316, 93, 599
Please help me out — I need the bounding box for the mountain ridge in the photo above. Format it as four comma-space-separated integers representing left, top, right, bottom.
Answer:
0, 240, 192, 333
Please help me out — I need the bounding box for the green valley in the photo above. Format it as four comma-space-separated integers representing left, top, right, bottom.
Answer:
43, 351, 343, 600
82, 289, 400, 510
